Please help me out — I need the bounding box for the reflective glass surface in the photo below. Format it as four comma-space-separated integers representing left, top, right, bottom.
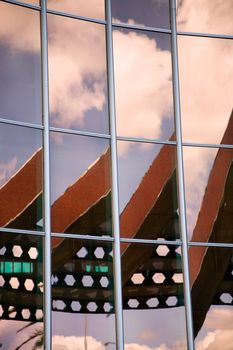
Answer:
47, 0, 105, 19
0, 232, 43, 349
118, 141, 179, 240
0, 124, 43, 231
113, 28, 174, 140
122, 242, 186, 349
178, 35, 233, 145
0, 2, 42, 124
112, 0, 170, 29
177, 0, 233, 36
50, 133, 111, 237
48, 15, 109, 134
183, 146, 233, 243
52, 238, 115, 349
189, 246, 233, 349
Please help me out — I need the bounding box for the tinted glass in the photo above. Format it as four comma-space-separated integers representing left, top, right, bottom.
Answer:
47, 0, 105, 19
48, 14, 109, 134
177, 0, 233, 36
113, 28, 174, 140
118, 141, 179, 240
0, 232, 43, 349
52, 238, 115, 348
122, 242, 186, 349
0, 2, 42, 124
189, 246, 233, 348
178, 35, 233, 144
112, 0, 170, 29
50, 133, 111, 237
183, 146, 233, 243
0, 124, 43, 231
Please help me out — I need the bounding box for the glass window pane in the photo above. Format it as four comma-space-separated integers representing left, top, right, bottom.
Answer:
47, 0, 105, 20
48, 15, 109, 134
118, 141, 179, 240
52, 238, 115, 348
113, 28, 174, 141
50, 132, 112, 237
178, 35, 233, 144
189, 246, 233, 349
0, 2, 42, 124
177, 0, 233, 36
0, 124, 43, 231
112, 0, 170, 29
122, 242, 186, 348
0, 232, 43, 349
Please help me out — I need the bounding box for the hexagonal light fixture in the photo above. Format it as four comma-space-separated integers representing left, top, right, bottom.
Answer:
152, 273, 165, 284
24, 279, 34, 291
36, 309, 43, 320
128, 299, 139, 308
94, 247, 105, 259
9, 277, 20, 289
28, 247, 38, 260
64, 274, 76, 286
146, 298, 159, 308
87, 302, 97, 312
220, 293, 233, 304
55, 300, 66, 310
156, 245, 169, 257
12, 245, 23, 258
22, 309, 30, 320
0, 275, 5, 287
71, 301, 81, 312
104, 302, 112, 313
82, 275, 94, 287
166, 296, 177, 307
131, 273, 145, 285
76, 247, 88, 258
0, 246, 6, 255
172, 273, 183, 283
100, 276, 109, 288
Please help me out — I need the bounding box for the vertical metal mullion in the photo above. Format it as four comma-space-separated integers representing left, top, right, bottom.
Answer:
41, 0, 52, 349
105, 1, 124, 349
170, 0, 194, 349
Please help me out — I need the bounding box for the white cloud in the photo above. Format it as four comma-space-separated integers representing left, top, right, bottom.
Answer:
52, 335, 105, 350
0, 156, 18, 186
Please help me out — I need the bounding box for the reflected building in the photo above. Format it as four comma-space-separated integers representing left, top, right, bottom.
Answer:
0, 1, 233, 350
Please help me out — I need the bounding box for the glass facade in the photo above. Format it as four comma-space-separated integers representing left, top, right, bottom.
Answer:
0, 1, 232, 349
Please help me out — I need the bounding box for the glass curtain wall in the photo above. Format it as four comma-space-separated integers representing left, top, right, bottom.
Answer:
0, 0, 232, 349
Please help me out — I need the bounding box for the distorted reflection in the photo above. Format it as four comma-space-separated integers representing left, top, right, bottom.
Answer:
112, 0, 170, 29
48, 14, 109, 134
0, 232, 43, 349
183, 145, 233, 243
118, 141, 179, 240
0, 124, 42, 231
52, 238, 116, 349
178, 36, 233, 144
50, 133, 112, 237
122, 243, 186, 349
177, 0, 233, 35
0, 2, 41, 124
113, 28, 174, 140
189, 246, 233, 349
47, 0, 105, 19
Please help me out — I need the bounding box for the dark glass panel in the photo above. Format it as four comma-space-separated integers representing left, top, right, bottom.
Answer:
0, 124, 43, 231
178, 35, 233, 144
0, 2, 42, 124
48, 14, 109, 134
0, 232, 43, 349
112, 0, 170, 29
183, 146, 233, 243
113, 28, 174, 140
118, 141, 179, 240
177, 0, 233, 36
47, 0, 105, 19
50, 132, 111, 237
189, 246, 233, 349
122, 242, 186, 348
52, 238, 115, 348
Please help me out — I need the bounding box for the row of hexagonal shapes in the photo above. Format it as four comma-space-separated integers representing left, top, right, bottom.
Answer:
0, 305, 43, 320
131, 272, 183, 285
0, 275, 42, 291
0, 245, 39, 259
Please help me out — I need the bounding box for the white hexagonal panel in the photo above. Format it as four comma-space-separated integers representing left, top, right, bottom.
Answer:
24, 279, 34, 291
82, 275, 94, 287
8, 306, 16, 319
64, 274, 75, 286
55, 300, 66, 310
52, 274, 59, 284
166, 296, 177, 306
0, 246, 6, 255
28, 247, 38, 260
220, 293, 233, 304
87, 302, 97, 312
71, 301, 81, 312
146, 298, 159, 308
12, 245, 23, 258
9, 277, 20, 289
104, 302, 112, 313
76, 247, 88, 258
38, 282, 43, 293
0, 275, 5, 287
0, 305, 3, 317
156, 245, 169, 257
100, 276, 109, 288
22, 309, 30, 320
36, 309, 43, 320
175, 246, 182, 256
94, 247, 105, 259
172, 273, 183, 283
128, 299, 139, 308
131, 273, 145, 285
152, 273, 165, 284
